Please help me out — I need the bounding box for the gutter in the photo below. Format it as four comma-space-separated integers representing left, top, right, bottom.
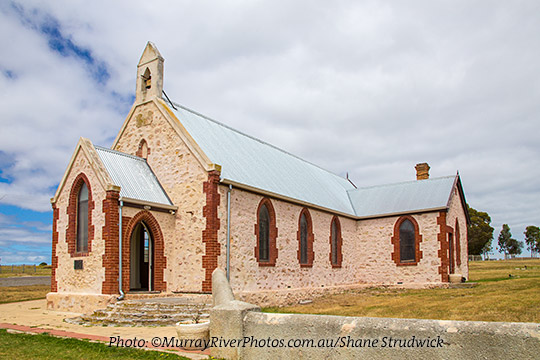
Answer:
220, 178, 449, 221
119, 197, 178, 212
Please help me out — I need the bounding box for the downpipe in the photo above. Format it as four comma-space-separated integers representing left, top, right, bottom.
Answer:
117, 199, 125, 301
226, 184, 232, 280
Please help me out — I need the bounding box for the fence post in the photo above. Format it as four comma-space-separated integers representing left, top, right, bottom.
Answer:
22, 264, 25, 273
34, 264, 36, 273
11, 265, 13, 273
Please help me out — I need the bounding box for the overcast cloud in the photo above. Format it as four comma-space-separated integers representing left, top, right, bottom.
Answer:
1, 0, 539, 263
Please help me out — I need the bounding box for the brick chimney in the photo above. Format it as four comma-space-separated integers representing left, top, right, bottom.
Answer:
415, 163, 430, 180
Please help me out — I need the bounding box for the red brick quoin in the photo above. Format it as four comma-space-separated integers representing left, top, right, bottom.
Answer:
202, 170, 221, 292
254, 198, 278, 267
66, 173, 95, 257
437, 211, 454, 282
122, 211, 167, 293
391, 215, 423, 266
51, 204, 59, 292
101, 190, 120, 295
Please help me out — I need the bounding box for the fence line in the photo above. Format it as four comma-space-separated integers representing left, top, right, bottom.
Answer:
0, 264, 39, 274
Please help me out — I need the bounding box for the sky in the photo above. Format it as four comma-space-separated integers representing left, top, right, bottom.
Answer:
1, 1, 539, 264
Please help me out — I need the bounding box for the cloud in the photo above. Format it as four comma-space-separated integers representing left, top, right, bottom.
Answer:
0, 1, 540, 262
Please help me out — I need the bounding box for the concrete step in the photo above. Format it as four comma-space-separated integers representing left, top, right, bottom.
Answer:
66, 297, 211, 327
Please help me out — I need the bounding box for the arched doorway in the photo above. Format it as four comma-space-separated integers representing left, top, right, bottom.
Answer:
129, 222, 154, 291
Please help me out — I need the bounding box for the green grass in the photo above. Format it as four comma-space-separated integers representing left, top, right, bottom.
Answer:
0, 285, 51, 304
0, 329, 189, 360
263, 259, 540, 323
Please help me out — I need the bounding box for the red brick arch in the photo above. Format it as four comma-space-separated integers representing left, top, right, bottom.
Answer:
329, 216, 343, 268
391, 215, 423, 266
297, 208, 315, 267
254, 197, 278, 266
66, 173, 94, 257
122, 210, 166, 292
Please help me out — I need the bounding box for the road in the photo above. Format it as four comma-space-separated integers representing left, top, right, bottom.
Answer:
0, 276, 51, 287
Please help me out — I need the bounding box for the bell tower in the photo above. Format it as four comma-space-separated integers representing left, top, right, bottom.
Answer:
135, 42, 164, 103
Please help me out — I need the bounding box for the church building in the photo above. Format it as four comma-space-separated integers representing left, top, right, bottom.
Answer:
47, 43, 469, 313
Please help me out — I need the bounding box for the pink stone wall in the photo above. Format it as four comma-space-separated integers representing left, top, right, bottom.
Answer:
217, 186, 448, 299
446, 185, 469, 279
52, 150, 107, 295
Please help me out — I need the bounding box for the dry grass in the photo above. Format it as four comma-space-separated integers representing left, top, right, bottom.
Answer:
263, 259, 540, 323
0, 265, 51, 278
0, 285, 50, 304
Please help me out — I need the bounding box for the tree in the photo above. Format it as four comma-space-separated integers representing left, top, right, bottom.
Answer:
467, 205, 494, 257
498, 224, 514, 259
524, 226, 540, 257
506, 238, 523, 257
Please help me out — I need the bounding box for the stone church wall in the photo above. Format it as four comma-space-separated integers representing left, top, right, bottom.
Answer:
47, 148, 113, 313
114, 101, 209, 293
217, 186, 445, 306
446, 185, 469, 280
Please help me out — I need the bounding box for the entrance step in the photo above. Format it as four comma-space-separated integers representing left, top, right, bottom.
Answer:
65, 297, 211, 327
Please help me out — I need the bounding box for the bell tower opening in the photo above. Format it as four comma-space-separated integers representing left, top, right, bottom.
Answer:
135, 42, 164, 103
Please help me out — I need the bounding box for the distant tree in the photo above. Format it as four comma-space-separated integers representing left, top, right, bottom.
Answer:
524, 226, 540, 257
507, 238, 524, 257
467, 205, 494, 257
498, 224, 515, 259
38, 262, 48, 267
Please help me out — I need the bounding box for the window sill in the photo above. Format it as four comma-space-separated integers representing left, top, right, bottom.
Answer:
258, 261, 276, 267
396, 261, 418, 266
70, 252, 90, 257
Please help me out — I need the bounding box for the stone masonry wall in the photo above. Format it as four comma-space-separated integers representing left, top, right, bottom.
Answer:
52, 150, 107, 295
446, 185, 469, 279
216, 186, 445, 305
114, 101, 209, 293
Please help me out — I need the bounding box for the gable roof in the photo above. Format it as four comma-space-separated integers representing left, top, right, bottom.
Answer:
94, 146, 173, 207
348, 175, 457, 219
164, 99, 466, 219
168, 102, 357, 215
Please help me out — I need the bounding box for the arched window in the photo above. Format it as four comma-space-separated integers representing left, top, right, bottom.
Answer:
136, 139, 150, 159
391, 216, 423, 266
300, 213, 308, 263
297, 208, 314, 267
67, 173, 93, 256
254, 198, 278, 266
259, 204, 270, 261
76, 182, 89, 253
399, 219, 415, 262
329, 216, 342, 268
142, 68, 152, 90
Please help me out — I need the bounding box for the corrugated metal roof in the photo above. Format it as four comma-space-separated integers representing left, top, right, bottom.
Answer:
166, 99, 458, 218
169, 103, 357, 215
348, 176, 456, 218
95, 146, 172, 206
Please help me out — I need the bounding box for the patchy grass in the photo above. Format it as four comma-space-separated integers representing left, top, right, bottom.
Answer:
263, 259, 540, 323
0, 329, 189, 360
0, 285, 50, 304
0, 265, 51, 278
